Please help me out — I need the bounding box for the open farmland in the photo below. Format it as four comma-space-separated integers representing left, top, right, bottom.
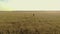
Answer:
0, 11, 60, 34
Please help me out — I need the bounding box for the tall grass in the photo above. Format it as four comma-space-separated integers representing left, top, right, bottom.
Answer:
0, 11, 60, 34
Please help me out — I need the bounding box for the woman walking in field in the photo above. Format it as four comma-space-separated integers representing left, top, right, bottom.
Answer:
33, 13, 35, 16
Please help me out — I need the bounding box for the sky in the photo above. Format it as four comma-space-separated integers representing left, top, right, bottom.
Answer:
0, 0, 60, 11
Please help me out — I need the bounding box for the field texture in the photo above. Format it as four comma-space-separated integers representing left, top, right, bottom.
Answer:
0, 11, 60, 34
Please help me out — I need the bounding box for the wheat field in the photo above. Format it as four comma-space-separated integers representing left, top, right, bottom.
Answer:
0, 11, 60, 34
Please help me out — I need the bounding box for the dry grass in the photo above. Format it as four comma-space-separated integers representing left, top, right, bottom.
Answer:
0, 11, 60, 34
